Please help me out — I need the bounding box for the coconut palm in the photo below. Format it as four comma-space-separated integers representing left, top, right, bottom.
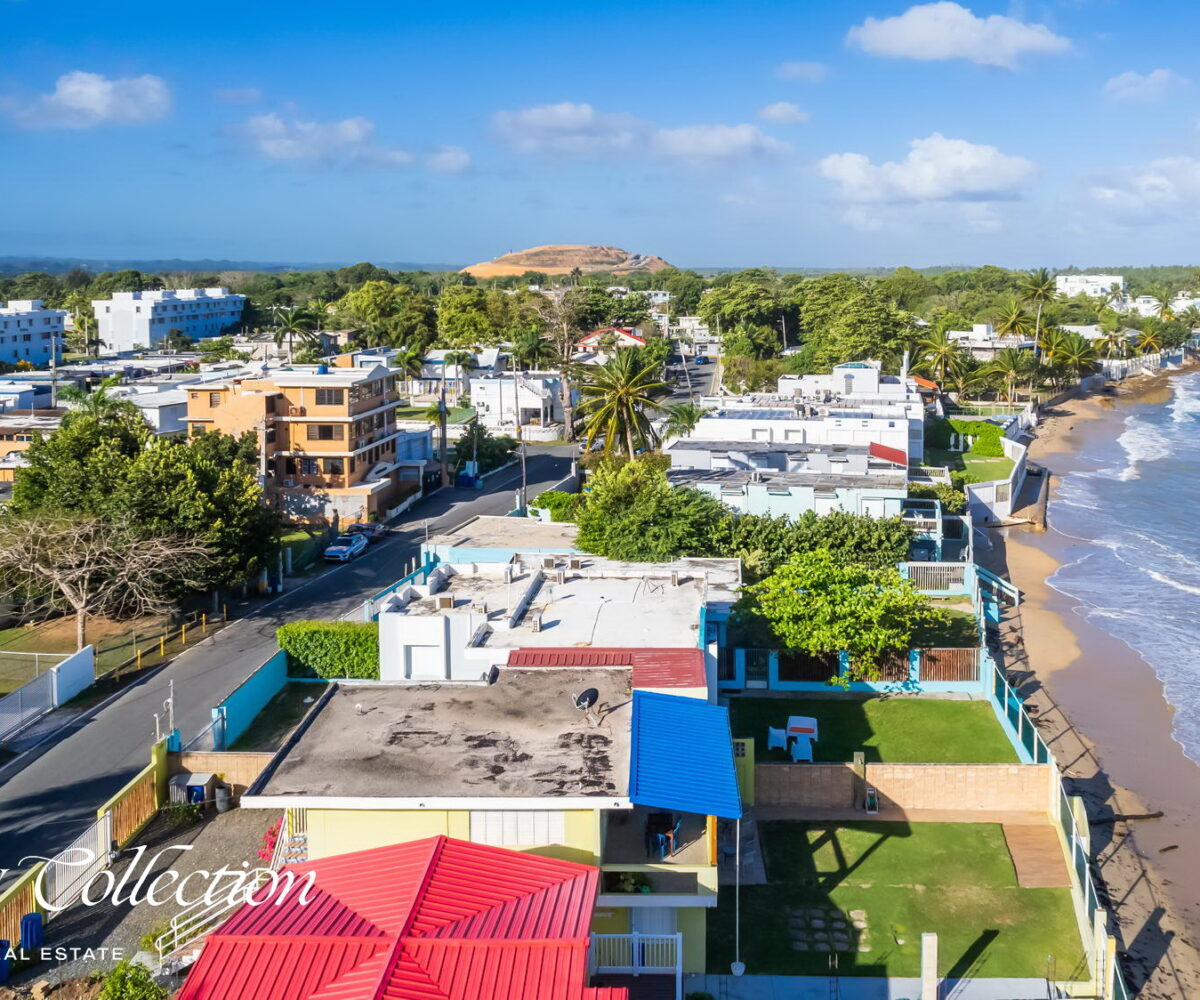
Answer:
659, 402, 712, 440
1178, 305, 1200, 330
1037, 327, 1068, 365
1097, 329, 1129, 359
58, 375, 133, 416
914, 330, 964, 383
442, 349, 477, 401
393, 346, 426, 396
1018, 267, 1057, 341
510, 327, 556, 369
1136, 328, 1164, 355
580, 349, 670, 459
994, 301, 1033, 339
948, 364, 987, 403
1057, 333, 1099, 379
1148, 285, 1177, 321
985, 347, 1035, 403
273, 306, 315, 363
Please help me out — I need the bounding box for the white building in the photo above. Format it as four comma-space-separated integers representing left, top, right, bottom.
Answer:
0, 300, 65, 368
111, 386, 189, 435
469, 371, 573, 434
1055, 274, 1126, 299
946, 323, 1035, 360
672, 316, 720, 357
91, 288, 246, 353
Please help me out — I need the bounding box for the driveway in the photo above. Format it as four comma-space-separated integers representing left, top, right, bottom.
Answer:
0, 449, 573, 878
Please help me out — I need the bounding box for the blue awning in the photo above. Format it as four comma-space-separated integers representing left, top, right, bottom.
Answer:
628, 691, 742, 819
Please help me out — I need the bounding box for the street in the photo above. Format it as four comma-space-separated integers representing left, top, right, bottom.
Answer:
0, 449, 573, 876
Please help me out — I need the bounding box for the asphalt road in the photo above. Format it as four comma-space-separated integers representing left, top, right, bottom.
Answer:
664, 356, 720, 402
0, 448, 574, 876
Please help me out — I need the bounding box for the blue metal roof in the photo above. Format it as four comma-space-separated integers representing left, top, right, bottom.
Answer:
629, 691, 742, 819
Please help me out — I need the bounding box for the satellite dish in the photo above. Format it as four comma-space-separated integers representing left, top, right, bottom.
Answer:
572, 689, 599, 711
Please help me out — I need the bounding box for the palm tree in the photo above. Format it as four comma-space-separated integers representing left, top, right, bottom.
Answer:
1149, 284, 1177, 321
1057, 333, 1099, 379
1179, 305, 1200, 331
1018, 267, 1057, 342
442, 349, 476, 402
1097, 329, 1129, 359
948, 365, 986, 403
986, 347, 1035, 403
393, 346, 426, 397
273, 307, 315, 363
580, 349, 670, 459
1136, 328, 1164, 355
659, 402, 712, 440
1037, 327, 1068, 365
914, 330, 963, 383
510, 327, 556, 369
568, 267, 583, 287
994, 301, 1033, 339
58, 375, 131, 416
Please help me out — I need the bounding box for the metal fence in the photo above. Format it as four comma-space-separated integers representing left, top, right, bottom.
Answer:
40, 812, 112, 914
0, 669, 55, 741
903, 561, 968, 592
590, 932, 682, 981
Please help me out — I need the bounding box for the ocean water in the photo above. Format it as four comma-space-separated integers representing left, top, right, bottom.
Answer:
1045, 371, 1200, 763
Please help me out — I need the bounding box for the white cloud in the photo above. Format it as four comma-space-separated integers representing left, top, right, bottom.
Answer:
757, 101, 810, 125
775, 61, 828, 82
425, 145, 471, 173
241, 113, 414, 167
846, 2, 1070, 69
14, 70, 170, 128
819, 133, 1035, 204
1090, 157, 1200, 222
216, 87, 262, 105
1103, 69, 1187, 103
490, 102, 646, 155
492, 101, 786, 163
652, 123, 787, 161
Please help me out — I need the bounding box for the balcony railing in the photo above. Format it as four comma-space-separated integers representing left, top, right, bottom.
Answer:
589, 933, 682, 998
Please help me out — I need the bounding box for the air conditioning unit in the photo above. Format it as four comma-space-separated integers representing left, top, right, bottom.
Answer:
289, 405, 306, 417
567, 557, 582, 570
435, 595, 454, 610
532, 612, 543, 632
282, 478, 295, 487
541, 557, 556, 570
474, 600, 489, 615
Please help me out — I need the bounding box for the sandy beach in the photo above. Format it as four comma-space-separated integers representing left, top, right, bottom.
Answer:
990, 365, 1200, 998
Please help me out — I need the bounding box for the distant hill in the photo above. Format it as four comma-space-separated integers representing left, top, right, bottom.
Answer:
461, 244, 672, 279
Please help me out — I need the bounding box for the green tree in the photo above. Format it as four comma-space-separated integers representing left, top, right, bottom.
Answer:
272, 306, 315, 363
1018, 267, 1057, 340
1057, 333, 1098, 379
510, 327, 556, 369
742, 549, 949, 681
994, 301, 1033, 338
393, 345, 426, 395
437, 285, 498, 347
98, 961, 169, 1000
660, 402, 711, 439
579, 349, 669, 459
914, 329, 963, 383
1097, 328, 1129, 359
985, 347, 1035, 402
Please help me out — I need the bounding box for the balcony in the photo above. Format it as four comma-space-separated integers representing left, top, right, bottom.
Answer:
602, 807, 709, 867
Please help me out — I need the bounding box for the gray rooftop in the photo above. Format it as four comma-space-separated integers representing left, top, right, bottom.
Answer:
260, 670, 632, 800
667, 439, 871, 456
425, 515, 579, 553
669, 467, 908, 491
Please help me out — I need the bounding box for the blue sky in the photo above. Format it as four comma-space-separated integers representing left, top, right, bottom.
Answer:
2, 0, 1199, 268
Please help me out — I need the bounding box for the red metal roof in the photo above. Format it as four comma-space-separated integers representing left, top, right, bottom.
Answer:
868, 441, 908, 467
178, 837, 624, 1000
578, 327, 647, 346
507, 647, 706, 689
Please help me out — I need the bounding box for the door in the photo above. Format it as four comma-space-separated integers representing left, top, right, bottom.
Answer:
631, 908, 678, 974
861, 497, 886, 519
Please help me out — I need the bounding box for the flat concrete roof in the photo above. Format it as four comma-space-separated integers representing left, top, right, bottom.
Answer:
668, 439, 871, 456
260, 669, 631, 799
397, 560, 708, 649
0, 409, 66, 432
426, 515, 579, 553
669, 467, 908, 491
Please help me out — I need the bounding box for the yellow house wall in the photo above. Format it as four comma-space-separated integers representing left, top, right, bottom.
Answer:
590, 907, 631, 934
678, 908, 707, 973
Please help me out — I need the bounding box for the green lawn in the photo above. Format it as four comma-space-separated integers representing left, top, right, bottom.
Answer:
925, 447, 1014, 484
728, 696, 1017, 764
707, 821, 1086, 980
394, 405, 475, 423
912, 607, 980, 648
229, 682, 327, 751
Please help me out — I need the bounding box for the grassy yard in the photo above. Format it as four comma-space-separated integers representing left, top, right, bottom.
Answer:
229, 682, 328, 751
925, 447, 1014, 484
394, 405, 475, 423
912, 607, 980, 648
728, 696, 1017, 764
708, 821, 1085, 979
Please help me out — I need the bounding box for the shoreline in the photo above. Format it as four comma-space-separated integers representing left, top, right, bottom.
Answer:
992, 362, 1200, 997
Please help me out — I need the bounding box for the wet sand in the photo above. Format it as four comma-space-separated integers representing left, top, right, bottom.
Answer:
993, 367, 1200, 997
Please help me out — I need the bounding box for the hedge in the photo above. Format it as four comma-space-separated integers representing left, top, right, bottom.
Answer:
531, 489, 581, 522
278, 621, 379, 679
908, 482, 967, 514
926, 416, 1005, 458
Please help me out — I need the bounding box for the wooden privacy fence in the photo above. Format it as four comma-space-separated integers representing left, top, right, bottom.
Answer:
104, 762, 160, 848
903, 562, 967, 592
0, 865, 42, 950
919, 647, 979, 682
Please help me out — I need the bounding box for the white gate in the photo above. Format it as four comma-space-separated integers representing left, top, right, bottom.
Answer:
590, 932, 682, 999
41, 812, 113, 915
0, 669, 56, 741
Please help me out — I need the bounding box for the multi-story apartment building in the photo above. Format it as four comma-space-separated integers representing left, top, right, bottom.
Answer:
0, 300, 65, 367
183, 364, 432, 523
91, 288, 246, 353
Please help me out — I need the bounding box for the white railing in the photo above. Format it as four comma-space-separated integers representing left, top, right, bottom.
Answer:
40, 812, 112, 914
590, 932, 682, 998
0, 669, 55, 741
155, 868, 272, 971
903, 561, 967, 592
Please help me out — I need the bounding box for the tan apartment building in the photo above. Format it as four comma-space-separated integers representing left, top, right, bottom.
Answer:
184, 364, 432, 524
0, 409, 67, 482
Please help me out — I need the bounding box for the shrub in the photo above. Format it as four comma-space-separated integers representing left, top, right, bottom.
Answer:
948, 417, 1005, 457
162, 802, 203, 830
278, 621, 379, 679
908, 482, 967, 515
98, 962, 168, 1000
530, 489, 581, 522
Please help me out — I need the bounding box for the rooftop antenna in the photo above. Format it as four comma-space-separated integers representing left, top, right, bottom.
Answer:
571, 688, 601, 728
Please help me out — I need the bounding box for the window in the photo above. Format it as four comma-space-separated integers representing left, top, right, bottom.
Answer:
315, 388, 344, 406
306, 424, 343, 441
469, 811, 564, 847
208, 393, 221, 408
300, 458, 319, 475
324, 458, 344, 475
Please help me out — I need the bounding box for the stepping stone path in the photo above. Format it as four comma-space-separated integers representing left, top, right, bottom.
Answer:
784, 907, 870, 957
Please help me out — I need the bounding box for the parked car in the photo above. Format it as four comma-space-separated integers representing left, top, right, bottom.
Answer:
694, 356, 711, 366
323, 533, 369, 562
346, 522, 387, 542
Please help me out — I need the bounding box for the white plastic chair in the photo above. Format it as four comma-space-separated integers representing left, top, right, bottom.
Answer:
790, 737, 814, 763
767, 727, 788, 752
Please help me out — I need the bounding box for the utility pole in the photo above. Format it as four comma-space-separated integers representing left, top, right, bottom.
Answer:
517, 425, 527, 513
438, 383, 449, 488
